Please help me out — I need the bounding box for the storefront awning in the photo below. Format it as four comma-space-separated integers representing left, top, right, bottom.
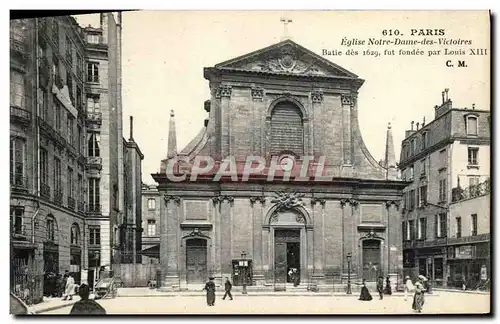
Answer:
141, 244, 160, 258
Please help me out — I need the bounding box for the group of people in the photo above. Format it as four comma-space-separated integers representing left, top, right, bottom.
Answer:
43, 271, 79, 300
203, 277, 234, 306
358, 274, 428, 313
287, 268, 300, 287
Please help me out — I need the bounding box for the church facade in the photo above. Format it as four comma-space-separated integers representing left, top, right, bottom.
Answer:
152, 40, 407, 290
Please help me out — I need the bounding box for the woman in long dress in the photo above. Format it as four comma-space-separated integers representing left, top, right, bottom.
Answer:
412, 276, 426, 313
384, 276, 392, 295
358, 279, 373, 301
203, 277, 216, 306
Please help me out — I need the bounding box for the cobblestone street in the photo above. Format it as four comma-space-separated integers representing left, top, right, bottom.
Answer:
41, 291, 490, 315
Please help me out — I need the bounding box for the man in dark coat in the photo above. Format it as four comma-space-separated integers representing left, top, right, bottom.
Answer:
384, 276, 392, 295
203, 277, 216, 306
70, 284, 106, 315
376, 276, 384, 300
222, 277, 233, 300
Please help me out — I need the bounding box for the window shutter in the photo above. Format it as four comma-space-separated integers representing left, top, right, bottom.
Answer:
434, 215, 438, 238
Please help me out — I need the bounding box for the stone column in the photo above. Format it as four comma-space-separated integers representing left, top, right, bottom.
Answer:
341, 94, 354, 177
306, 227, 314, 283
386, 201, 401, 289
311, 198, 326, 279
218, 196, 233, 279
216, 85, 232, 158
250, 196, 266, 285
341, 198, 359, 281
211, 197, 222, 285
163, 195, 181, 290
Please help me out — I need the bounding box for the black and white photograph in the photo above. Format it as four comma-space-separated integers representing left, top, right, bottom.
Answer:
8, 9, 490, 315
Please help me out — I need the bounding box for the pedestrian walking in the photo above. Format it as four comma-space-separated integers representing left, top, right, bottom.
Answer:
62, 273, 75, 301
376, 276, 384, 300
404, 276, 414, 301
412, 275, 427, 313
70, 284, 106, 315
357, 279, 373, 301
203, 276, 216, 306
384, 276, 392, 295
222, 277, 233, 300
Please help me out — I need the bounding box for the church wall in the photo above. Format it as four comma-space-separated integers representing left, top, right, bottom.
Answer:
322, 200, 344, 276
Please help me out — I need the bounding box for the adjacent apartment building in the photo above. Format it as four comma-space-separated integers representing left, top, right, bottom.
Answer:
10, 13, 143, 304
398, 89, 490, 288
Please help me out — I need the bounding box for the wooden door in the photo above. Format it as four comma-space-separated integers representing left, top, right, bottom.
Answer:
274, 242, 287, 289
186, 239, 207, 284
362, 239, 381, 281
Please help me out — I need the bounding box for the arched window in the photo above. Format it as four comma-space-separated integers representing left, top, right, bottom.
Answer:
71, 223, 80, 245
46, 215, 57, 242
270, 101, 304, 156
148, 198, 156, 210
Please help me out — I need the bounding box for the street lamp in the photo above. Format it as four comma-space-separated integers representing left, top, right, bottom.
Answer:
346, 253, 352, 295
239, 251, 248, 295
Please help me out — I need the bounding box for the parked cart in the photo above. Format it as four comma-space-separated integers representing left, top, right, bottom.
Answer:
93, 271, 118, 299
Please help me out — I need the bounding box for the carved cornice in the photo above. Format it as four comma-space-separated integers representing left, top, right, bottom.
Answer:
311, 198, 326, 206
251, 87, 264, 100
271, 191, 304, 213
311, 90, 324, 103
164, 195, 181, 205
340, 198, 359, 208
212, 195, 234, 205
385, 200, 401, 210
341, 94, 354, 107
181, 227, 211, 241
250, 196, 266, 205
360, 229, 385, 241
269, 212, 306, 224
216, 85, 232, 98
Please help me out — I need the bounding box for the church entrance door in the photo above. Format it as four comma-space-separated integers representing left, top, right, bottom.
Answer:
186, 239, 207, 284
274, 230, 301, 287
362, 239, 381, 281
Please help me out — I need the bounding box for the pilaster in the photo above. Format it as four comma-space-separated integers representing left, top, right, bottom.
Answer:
216, 85, 232, 158
250, 196, 266, 285
311, 198, 326, 278
163, 195, 181, 290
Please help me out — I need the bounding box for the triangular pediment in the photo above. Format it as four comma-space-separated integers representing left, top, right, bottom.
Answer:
214, 39, 358, 78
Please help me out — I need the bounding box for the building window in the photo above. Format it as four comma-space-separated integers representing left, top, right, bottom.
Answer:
76, 54, 83, 80
52, 56, 60, 82
147, 220, 156, 236
439, 179, 447, 202
409, 189, 416, 210
409, 220, 415, 240
439, 149, 446, 166
418, 185, 427, 207
67, 114, 74, 145
77, 125, 82, 153
46, 216, 56, 242
65, 36, 72, 65
87, 62, 99, 83
409, 165, 414, 180
87, 33, 100, 44
89, 226, 101, 245
88, 178, 100, 211
76, 86, 82, 109
466, 116, 478, 136
417, 218, 427, 240
435, 213, 447, 238
411, 138, 417, 154
10, 70, 25, 108
54, 102, 62, 131
10, 20, 26, 42
78, 174, 84, 203
86, 95, 100, 114
51, 19, 59, 45
40, 88, 48, 120
148, 198, 156, 210
471, 214, 478, 236
403, 144, 409, 159
88, 133, 100, 157
67, 167, 74, 198
40, 148, 48, 185
422, 132, 428, 149
468, 147, 479, 166
71, 224, 80, 245
456, 217, 462, 238
10, 137, 25, 186
11, 207, 24, 235
420, 159, 426, 175
112, 184, 118, 211
66, 70, 73, 102
53, 157, 62, 195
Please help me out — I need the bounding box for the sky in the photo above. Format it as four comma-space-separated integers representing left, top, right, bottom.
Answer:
74, 10, 490, 184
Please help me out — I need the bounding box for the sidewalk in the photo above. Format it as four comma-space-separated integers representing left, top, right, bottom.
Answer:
116, 287, 440, 298
433, 288, 490, 295
28, 297, 78, 314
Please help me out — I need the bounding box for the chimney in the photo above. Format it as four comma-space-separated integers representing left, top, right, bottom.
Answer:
472, 103, 476, 110
445, 88, 449, 101
129, 116, 134, 141
442, 91, 445, 104
416, 122, 420, 130
422, 116, 426, 127
411, 121, 414, 131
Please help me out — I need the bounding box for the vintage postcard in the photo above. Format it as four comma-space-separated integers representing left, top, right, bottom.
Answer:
9, 10, 490, 315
